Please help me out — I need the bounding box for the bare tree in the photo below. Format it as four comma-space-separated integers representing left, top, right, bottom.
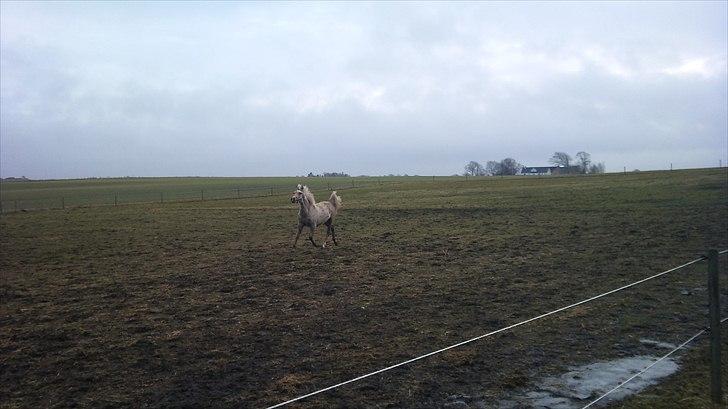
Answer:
485, 160, 502, 176
464, 161, 485, 176
589, 162, 605, 174
500, 158, 521, 175
576, 151, 591, 174
549, 152, 572, 168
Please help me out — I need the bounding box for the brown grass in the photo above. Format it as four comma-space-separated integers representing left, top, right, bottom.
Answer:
1, 169, 726, 408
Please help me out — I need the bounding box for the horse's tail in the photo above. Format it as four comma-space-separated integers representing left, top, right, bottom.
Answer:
329, 191, 342, 212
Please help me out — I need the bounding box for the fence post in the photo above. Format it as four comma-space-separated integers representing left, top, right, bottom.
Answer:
270, 187, 273, 196
201, 190, 204, 201
114, 194, 118, 206
707, 249, 722, 404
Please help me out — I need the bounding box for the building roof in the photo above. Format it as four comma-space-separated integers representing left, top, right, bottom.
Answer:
521, 166, 558, 173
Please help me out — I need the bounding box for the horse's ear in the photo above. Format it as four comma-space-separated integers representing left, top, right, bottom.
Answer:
297, 184, 303, 190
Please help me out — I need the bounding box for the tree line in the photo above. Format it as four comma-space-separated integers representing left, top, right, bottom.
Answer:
549, 151, 605, 174
464, 151, 605, 176
464, 158, 522, 176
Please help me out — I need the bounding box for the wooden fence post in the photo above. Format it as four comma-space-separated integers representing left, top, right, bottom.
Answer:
114, 194, 118, 206
707, 249, 722, 404
270, 187, 273, 196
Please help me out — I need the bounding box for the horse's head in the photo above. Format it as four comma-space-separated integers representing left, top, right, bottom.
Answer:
291, 184, 304, 203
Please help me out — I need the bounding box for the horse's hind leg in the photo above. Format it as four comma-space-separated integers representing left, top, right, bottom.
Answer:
323, 226, 331, 248
323, 219, 334, 248
308, 226, 319, 247
329, 222, 338, 246
293, 224, 303, 247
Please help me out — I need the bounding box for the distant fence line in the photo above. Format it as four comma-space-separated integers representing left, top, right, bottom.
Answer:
0, 179, 400, 213
4, 168, 711, 213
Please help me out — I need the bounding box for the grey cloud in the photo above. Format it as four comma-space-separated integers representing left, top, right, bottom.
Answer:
1, 1, 726, 178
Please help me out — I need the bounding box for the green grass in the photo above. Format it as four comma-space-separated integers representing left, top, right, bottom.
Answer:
0, 176, 451, 211
1, 168, 726, 408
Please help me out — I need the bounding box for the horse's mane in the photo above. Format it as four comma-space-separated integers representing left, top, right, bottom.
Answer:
302, 185, 316, 204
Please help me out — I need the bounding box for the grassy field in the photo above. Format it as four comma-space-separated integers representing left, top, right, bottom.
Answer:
0, 176, 440, 212
1, 169, 727, 408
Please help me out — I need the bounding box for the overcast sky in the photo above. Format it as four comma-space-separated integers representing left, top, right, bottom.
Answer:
1, 1, 726, 178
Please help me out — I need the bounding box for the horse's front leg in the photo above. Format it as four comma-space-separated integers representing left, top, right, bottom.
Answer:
308, 225, 319, 247
293, 223, 303, 247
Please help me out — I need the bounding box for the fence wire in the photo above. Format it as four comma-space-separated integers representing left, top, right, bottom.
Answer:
266, 254, 718, 408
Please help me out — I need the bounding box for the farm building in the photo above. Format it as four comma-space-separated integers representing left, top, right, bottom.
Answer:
517, 166, 560, 176
518, 166, 581, 175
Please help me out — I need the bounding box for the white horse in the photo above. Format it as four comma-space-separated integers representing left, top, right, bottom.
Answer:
290, 184, 342, 247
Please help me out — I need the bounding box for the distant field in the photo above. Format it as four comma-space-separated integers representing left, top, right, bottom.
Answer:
0, 176, 446, 212
1, 168, 726, 408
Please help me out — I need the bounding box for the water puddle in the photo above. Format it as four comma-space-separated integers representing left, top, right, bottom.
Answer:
446, 346, 681, 409
496, 355, 679, 408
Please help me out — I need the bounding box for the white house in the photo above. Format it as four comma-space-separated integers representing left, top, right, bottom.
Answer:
517, 166, 561, 176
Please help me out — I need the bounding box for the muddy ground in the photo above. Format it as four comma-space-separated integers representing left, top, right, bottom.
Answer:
1, 169, 726, 408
